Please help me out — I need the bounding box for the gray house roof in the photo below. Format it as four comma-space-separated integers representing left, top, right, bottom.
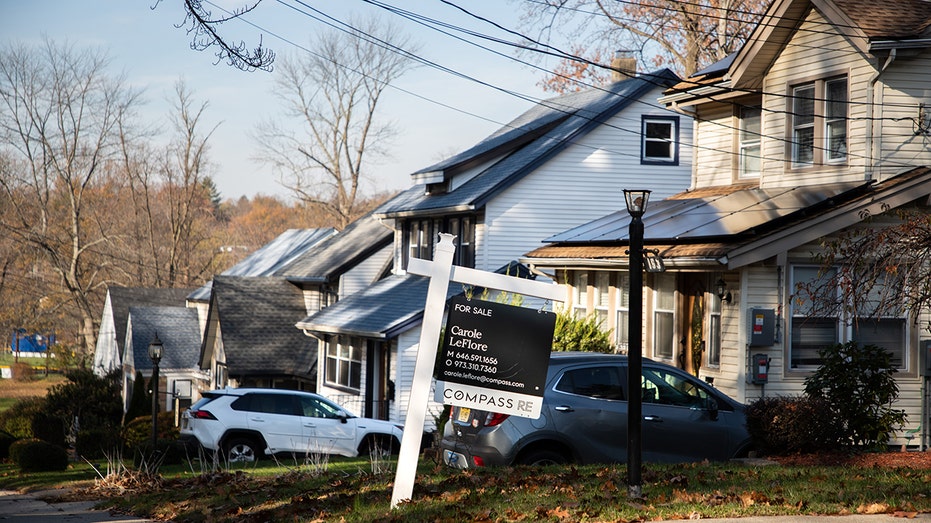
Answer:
107, 287, 193, 358
209, 275, 316, 377
127, 306, 200, 372
274, 213, 393, 282
296, 261, 536, 339
294, 273, 457, 339
373, 69, 680, 219
188, 228, 336, 301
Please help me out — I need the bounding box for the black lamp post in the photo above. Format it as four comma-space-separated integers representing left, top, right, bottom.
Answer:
148, 333, 163, 450
624, 188, 650, 499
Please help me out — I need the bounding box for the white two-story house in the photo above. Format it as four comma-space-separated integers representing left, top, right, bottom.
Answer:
521, 0, 931, 448
297, 69, 695, 430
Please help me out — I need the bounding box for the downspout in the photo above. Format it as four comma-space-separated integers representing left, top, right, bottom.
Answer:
866, 48, 896, 181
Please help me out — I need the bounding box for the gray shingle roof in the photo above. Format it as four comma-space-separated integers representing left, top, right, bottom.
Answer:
274, 213, 393, 280
127, 306, 200, 371
373, 70, 680, 218
108, 287, 193, 357
188, 228, 336, 301
211, 275, 316, 377
296, 262, 536, 339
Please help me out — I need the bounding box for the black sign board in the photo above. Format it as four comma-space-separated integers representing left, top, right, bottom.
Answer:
435, 296, 555, 418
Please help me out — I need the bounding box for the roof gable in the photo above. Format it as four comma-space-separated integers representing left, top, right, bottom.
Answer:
274, 213, 393, 281
106, 287, 193, 355
127, 306, 200, 371
209, 276, 316, 377
374, 69, 681, 219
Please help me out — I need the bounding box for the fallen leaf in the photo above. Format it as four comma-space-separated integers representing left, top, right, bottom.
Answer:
857, 503, 890, 514
893, 511, 919, 519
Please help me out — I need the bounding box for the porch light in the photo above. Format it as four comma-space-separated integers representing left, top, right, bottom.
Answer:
715, 279, 732, 304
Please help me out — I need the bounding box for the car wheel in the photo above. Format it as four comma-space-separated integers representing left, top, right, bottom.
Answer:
517, 448, 569, 466
223, 437, 261, 463
360, 434, 399, 457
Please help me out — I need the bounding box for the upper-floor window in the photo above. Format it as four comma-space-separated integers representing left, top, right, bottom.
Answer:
790, 76, 847, 167
641, 115, 679, 165
738, 105, 761, 178
403, 215, 475, 269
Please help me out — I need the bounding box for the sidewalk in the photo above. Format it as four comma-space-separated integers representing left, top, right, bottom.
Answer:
0, 489, 154, 522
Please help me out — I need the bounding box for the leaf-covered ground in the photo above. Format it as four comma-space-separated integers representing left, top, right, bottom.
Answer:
73, 451, 931, 522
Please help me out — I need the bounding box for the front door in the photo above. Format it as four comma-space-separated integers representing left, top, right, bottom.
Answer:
677, 274, 706, 376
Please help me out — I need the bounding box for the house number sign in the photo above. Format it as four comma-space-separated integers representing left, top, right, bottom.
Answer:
435, 295, 554, 418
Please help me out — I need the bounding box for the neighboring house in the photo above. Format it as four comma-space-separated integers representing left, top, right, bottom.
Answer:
196, 215, 394, 393
297, 70, 695, 430
199, 275, 317, 390
521, 0, 931, 448
93, 287, 193, 377
122, 306, 204, 415
187, 228, 336, 329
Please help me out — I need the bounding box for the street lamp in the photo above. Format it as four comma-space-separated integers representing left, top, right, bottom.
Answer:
148, 333, 163, 450
624, 188, 650, 499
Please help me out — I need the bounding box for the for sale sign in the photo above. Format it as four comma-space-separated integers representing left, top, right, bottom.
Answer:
434, 296, 555, 418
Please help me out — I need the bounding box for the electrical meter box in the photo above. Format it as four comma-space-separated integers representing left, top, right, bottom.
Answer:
748, 308, 776, 347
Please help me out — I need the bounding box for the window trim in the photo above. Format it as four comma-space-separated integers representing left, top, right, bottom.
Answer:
641, 115, 680, 165
786, 74, 848, 170
324, 335, 363, 392
738, 105, 762, 178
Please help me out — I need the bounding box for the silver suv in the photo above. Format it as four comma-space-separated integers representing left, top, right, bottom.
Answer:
440, 352, 752, 468
180, 388, 403, 462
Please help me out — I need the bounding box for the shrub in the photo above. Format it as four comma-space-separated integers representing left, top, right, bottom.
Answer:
10, 438, 69, 472
804, 341, 907, 448
0, 397, 46, 439
745, 395, 842, 455
0, 430, 18, 460
31, 411, 66, 447
45, 368, 122, 443
552, 310, 614, 353
123, 412, 183, 464
75, 428, 123, 460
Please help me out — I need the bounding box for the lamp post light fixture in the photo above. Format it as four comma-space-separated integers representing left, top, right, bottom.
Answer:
148, 333, 163, 450
623, 188, 650, 500
715, 278, 732, 304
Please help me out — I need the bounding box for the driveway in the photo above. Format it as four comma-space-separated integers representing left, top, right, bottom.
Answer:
0, 489, 154, 522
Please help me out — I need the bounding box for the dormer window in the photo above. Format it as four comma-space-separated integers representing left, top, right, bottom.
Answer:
403, 215, 475, 269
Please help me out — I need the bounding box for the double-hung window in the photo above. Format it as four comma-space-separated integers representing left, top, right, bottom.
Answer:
789, 266, 906, 370
641, 115, 679, 165
593, 272, 610, 328
738, 105, 762, 178
573, 271, 589, 318
615, 272, 630, 353
706, 290, 722, 367
403, 215, 476, 269
790, 76, 847, 167
653, 273, 676, 360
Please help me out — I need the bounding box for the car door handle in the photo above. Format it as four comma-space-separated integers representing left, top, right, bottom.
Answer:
249, 417, 265, 423
644, 415, 663, 422
554, 406, 574, 412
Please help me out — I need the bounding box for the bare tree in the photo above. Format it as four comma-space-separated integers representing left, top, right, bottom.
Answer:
255, 18, 418, 228
116, 80, 223, 288
161, 0, 275, 71
517, 0, 769, 89
798, 208, 931, 329
0, 40, 143, 355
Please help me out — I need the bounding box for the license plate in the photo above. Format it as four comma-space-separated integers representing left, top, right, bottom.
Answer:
456, 407, 471, 423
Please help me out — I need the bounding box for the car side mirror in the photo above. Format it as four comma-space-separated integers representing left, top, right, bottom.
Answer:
339, 414, 349, 424
706, 397, 719, 421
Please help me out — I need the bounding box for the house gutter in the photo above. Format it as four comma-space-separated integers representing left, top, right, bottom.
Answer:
865, 47, 897, 181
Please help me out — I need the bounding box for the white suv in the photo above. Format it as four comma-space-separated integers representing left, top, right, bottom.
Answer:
180, 388, 403, 462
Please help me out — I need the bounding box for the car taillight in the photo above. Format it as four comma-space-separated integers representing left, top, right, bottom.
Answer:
472, 455, 485, 467
484, 413, 509, 427
191, 410, 217, 420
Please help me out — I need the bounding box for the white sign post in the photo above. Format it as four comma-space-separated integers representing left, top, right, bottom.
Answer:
390, 233, 565, 508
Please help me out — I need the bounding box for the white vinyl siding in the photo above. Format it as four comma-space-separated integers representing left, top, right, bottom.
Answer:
482, 92, 691, 271
339, 244, 392, 298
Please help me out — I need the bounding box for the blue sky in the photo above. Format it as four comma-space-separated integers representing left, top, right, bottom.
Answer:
0, 0, 551, 200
